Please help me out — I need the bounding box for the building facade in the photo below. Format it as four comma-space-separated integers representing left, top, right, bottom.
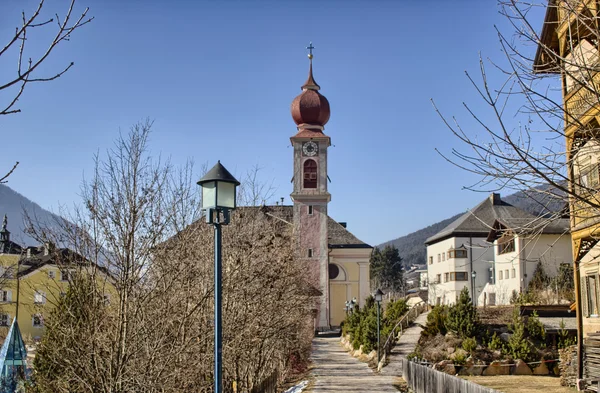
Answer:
426, 193, 572, 306
0, 216, 112, 340
479, 219, 571, 306
535, 0, 600, 382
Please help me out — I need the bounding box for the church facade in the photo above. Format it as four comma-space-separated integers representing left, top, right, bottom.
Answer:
288, 48, 372, 330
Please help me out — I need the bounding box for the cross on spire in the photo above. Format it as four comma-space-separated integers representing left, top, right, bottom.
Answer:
306, 42, 315, 59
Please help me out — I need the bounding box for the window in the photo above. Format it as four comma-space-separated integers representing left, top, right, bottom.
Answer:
511, 268, 516, 279
444, 273, 449, 283
488, 293, 496, 306
454, 272, 468, 281
329, 264, 340, 280
488, 268, 495, 284
0, 314, 8, 327
498, 236, 515, 254
307, 249, 313, 258
47, 270, 56, 279
59, 292, 66, 298
588, 275, 599, 316
303, 159, 318, 189
442, 253, 445, 261
435, 274, 441, 284
499, 270, 503, 280
0, 290, 10, 302
429, 256, 433, 265
32, 314, 43, 327
437, 254, 441, 263
60, 270, 71, 282
505, 269, 509, 280
34, 290, 46, 305
308, 205, 313, 215
448, 249, 467, 259
103, 294, 111, 305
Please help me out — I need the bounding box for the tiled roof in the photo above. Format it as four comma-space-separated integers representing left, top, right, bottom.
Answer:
236, 205, 371, 248
327, 216, 371, 248
425, 193, 569, 245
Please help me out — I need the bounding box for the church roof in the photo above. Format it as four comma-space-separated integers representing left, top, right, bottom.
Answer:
261, 205, 370, 248
327, 216, 371, 248
425, 193, 560, 245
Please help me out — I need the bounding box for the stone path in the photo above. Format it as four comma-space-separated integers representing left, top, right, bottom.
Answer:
306, 336, 397, 392
380, 311, 429, 377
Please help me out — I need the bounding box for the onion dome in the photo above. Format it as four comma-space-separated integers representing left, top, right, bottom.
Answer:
291, 45, 330, 128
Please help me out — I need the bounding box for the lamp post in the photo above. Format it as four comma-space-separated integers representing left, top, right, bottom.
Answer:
374, 288, 384, 364
197, 161, 240, 393
471, 271, 477, 307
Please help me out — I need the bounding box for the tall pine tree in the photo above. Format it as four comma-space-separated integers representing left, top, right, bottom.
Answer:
370, 245, 404, 294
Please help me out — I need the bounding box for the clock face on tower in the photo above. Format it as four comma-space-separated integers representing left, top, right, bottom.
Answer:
302, 141, 319, 157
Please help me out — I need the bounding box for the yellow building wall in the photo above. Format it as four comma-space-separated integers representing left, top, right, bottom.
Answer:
0, 255, 114, 340
329, 248, 372, 327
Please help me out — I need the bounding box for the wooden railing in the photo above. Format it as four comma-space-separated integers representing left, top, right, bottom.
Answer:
381, 300, 427, 357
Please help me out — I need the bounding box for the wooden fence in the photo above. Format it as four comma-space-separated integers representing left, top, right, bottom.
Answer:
402, 358, 502, 393
249, 370, 278, 393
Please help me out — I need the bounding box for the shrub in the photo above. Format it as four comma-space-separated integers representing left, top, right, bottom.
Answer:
508, 308, 535, 362
488, 332, 503, 351
462, 337, 477, 354
526, 311, 546, 341
446, 287, 478, 338
453, 351, 467, 365
558, 319, 576, 349
423, 305, 448, 336
384, 299, 408, 323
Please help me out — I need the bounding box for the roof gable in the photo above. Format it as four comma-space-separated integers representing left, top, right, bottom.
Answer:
425, 193, 559, 245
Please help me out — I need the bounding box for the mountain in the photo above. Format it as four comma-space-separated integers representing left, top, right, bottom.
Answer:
0, 184, 63, 247
378, 188, 567, 268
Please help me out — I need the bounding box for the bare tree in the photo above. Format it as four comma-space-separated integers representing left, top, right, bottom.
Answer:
28, 121, 316, 393
1, 0, 92, 182
435, 1, 598, 224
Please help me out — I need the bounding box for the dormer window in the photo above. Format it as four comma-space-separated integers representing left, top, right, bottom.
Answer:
498, 234, 515, 254
303, 159, 317, 189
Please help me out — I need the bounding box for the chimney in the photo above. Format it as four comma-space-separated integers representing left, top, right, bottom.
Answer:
44, 241, 55, 256
339, 222, 347, 228
490, 193, 501, 205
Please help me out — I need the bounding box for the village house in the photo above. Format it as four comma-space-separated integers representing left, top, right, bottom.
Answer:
426, 193, 572, 306
0, 215, 113, 339
479, 216, 571, 306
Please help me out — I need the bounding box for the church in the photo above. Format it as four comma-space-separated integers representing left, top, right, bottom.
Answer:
287, 46, 372, 330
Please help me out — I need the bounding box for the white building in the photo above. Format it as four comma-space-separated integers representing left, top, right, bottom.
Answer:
478, 217, 572, 306
425, 193, 572, 306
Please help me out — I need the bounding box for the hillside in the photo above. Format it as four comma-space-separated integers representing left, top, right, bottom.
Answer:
379, 189, 566, 267
0, 184, 63, 247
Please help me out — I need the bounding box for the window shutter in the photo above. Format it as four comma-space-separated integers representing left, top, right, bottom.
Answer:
7, 291, 12, 302
582, 274, 589, 317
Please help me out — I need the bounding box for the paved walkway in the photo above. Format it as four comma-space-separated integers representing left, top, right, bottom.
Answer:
380, 311, 429, 377
306, 337, 397, 392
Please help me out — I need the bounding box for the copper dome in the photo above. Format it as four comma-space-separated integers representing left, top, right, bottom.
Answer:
290, 61, 330, 127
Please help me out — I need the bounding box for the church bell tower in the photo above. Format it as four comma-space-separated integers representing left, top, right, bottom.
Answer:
290, 44, 331, 330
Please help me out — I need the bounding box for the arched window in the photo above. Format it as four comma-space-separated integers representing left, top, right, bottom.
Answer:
303, 159, 317, 189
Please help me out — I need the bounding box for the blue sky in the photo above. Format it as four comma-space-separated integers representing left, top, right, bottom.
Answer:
0, 0, 551, 246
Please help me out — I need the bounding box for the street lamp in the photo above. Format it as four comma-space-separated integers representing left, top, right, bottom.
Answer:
374, 288, 384, 364
471, 271, 477, 307
197, 161, 240, 393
